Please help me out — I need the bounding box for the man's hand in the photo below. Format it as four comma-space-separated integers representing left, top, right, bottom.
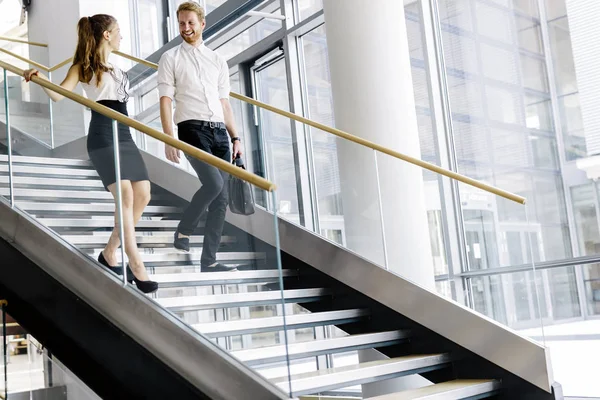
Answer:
232, 139, 242, 161
165, 144, 180, 163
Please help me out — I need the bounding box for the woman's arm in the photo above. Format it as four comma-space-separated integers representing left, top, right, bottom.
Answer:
23, 64, 81, 102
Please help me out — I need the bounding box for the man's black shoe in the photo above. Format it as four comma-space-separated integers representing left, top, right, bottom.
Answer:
201, 263, 237, 272
174, 231, 190, 252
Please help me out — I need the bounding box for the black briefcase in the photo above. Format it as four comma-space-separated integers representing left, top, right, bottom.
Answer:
229, 156, 255, 215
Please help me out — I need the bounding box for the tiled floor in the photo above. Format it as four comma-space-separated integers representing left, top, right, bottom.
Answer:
521, 320, 600, 398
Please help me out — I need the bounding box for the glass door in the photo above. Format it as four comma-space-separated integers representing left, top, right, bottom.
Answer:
251, 55, 302, 224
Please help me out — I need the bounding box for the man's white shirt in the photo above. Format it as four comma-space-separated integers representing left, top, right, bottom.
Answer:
157, 40, 230, 124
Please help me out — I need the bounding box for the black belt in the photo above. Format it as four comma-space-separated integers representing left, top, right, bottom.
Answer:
178, 120, 225, 129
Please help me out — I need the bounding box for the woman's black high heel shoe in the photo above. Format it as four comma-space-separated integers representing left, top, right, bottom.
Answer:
98, 251, 123, 276
98, 252, 134, 283
127, 265, 158, 294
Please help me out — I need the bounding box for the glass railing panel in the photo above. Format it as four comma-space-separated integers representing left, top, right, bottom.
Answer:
47, 62, 88, 148
0, 47, 54, 148
518, 264, 596, 398
0, 39, 46, 106
0, 301, 7, 399
1, 66, 14, 206
305, 127, 346, 247
375, 151, 454, 289
259, 122, 387, 266
28, 338, 99, 399
455, 181, 547, 344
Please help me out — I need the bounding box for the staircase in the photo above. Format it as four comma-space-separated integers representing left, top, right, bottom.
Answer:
0, 153, 556, 399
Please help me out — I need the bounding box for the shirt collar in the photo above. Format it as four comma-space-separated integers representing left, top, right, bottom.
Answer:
181, 40, 205, 52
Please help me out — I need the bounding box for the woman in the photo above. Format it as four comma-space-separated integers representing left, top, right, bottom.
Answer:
24, 14, 157, 294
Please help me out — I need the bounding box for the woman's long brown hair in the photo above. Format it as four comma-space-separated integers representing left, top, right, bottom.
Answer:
73, 14, 116, 86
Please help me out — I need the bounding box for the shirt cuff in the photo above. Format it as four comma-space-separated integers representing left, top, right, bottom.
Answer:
219, 87, 230, 99
158, 83, 175, 100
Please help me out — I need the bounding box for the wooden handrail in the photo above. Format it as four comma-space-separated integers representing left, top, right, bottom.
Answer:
46, 50, 156, 73
233, 92, 526, 205
49, 57, 73, 73
0, 48, 526, 204
0, 35, 48, 47
113, 50, 159, 69
0, 59, 276, 192
113, 52, 525, 205
0, 47, 50, 71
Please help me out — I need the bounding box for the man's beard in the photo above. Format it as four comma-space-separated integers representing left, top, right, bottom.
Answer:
181, 31, 200, 44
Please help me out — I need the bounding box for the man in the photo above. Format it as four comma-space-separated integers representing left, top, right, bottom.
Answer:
158, 1, 241, 272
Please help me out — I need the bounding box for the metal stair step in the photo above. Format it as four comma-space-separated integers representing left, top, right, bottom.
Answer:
89, 250, 264, 265
152, 269, 297, 288
195, 309, 369, 337
368, 379, 501, 400
20, 202, 181, 217
156, 288, 332, 312
273, 354, 452, 396
37, 218, 180, 229
2, 188, 113, 201
62, 232, 232, 248
0, 165, 99, 177
230, 330, 410, 366
0, 154, 93, 168
0, 176, 105, 189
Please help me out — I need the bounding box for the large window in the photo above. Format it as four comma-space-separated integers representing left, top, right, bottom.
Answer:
137, 0, 166, 58
253, 57, 300, 221
439, 0, 571, 263
436, 0, 576, 327
547, 2, 585, 160
301, 26, 343, 240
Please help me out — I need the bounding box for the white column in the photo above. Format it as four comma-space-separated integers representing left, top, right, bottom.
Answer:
323, 0, 435, 395
323, 0, 435, 288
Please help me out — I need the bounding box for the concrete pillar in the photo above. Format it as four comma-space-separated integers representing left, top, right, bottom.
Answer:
323, 0, 435, 395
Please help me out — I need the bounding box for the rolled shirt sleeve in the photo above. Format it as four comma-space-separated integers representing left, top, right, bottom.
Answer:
157, 53, 175, 100
217, 55, 231, 100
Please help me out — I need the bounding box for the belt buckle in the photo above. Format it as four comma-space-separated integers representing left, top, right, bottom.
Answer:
209, 122, 215, 128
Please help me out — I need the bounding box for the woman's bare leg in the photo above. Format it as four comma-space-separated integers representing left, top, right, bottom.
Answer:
102, 180, 150, 281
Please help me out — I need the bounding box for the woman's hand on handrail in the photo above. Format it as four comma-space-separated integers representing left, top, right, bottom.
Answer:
24, 68, 39, 82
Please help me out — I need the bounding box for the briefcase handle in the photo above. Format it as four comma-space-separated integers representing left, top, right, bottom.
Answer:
232, 155, 246, 170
